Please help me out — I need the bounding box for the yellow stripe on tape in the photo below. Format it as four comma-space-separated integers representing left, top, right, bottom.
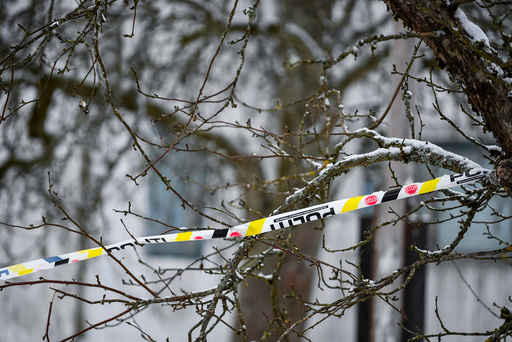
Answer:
176, 232, 193, 241
246, 218, 266, 236
341, 196, 364, 213
87, 247, 103, 258
77, 247, 103, 257
419, 178, 441, 194
9, 263, 33, 276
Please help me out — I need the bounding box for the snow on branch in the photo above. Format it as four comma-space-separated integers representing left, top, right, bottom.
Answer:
278, 129, 482, 212
454, 8, 490, 47
350, 128, 482, 170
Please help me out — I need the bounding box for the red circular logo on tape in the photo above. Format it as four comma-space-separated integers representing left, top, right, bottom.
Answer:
364, 195, 378, 206
229, 232, 242, 238
194, 236, 204, 240
405, 184, 418, 195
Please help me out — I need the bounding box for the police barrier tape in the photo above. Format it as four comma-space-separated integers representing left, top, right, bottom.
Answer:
0, 169, 491, 281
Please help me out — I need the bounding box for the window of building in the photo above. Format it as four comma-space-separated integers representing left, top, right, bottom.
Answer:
145, 151, 207, 258
432, 143, 512, 253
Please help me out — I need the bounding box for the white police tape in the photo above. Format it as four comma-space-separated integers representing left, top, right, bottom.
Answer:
0, 169, 491, 281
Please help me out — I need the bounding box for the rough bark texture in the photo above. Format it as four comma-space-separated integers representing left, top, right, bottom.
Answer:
383, 0, 512, 187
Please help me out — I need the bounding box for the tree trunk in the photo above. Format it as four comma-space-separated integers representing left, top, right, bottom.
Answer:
383, 0, 512, 186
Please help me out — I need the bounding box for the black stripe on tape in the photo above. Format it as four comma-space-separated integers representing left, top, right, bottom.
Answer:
55, 258, 70, 267
212, 228, 229, 238
382, 188, 401, 202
